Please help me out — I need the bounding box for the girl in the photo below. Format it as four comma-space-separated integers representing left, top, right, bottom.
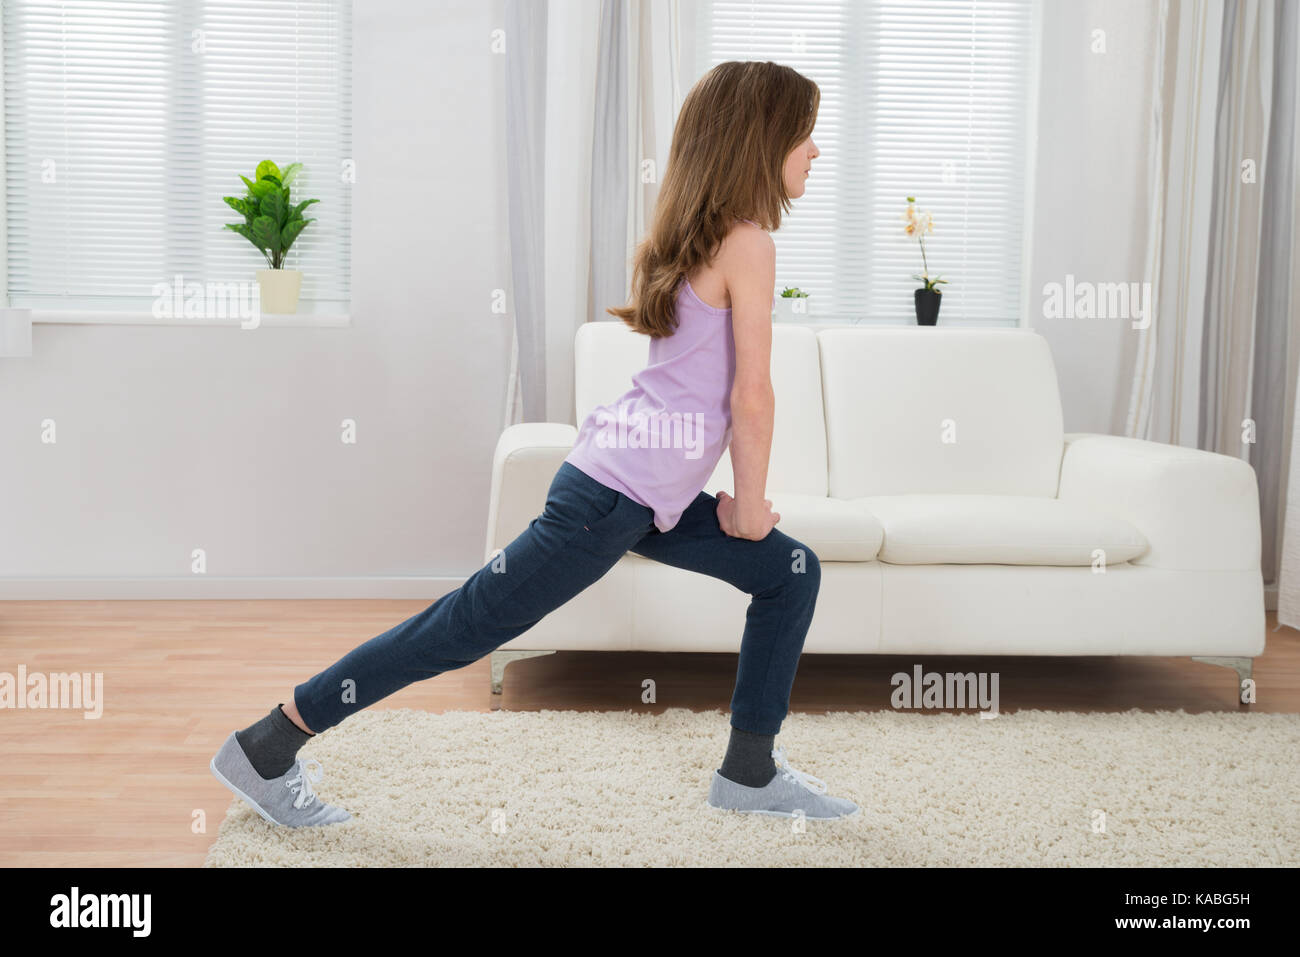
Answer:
210, 60, 859, 826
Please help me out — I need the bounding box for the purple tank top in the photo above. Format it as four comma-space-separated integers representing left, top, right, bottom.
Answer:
565, 220, 773, 532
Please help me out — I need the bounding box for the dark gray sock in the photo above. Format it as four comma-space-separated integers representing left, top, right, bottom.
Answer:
718, 726, 777, 788
235, 704, 314, 780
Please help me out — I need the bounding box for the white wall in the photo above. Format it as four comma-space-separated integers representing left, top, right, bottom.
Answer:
0, 0, 512, 594
1027, 0, 1158, 434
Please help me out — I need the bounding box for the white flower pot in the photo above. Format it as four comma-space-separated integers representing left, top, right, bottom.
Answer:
773, 296, 810, 322
256, 268, 303, 314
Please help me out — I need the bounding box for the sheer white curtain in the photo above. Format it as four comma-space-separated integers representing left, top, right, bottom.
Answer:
1126, 0, 1223, 446
1130, 0, 1300, 600
1271, 4, 1300, 625
503, 0, 681, 427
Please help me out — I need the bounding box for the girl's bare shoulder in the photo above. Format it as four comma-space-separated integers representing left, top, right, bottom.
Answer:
720, 220, 775, 274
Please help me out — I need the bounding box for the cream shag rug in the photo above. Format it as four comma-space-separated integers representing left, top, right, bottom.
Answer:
204, 707, 1300, 867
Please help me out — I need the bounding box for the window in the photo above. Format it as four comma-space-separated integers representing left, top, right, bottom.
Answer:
698, 0, 1037, 324
2, 0, 352, 312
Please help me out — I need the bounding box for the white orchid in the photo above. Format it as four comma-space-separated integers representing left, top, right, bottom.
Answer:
904, 196, 947, 291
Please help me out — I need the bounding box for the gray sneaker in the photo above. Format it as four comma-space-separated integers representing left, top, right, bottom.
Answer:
210, 731, 352, 828
707, 746, 860, 820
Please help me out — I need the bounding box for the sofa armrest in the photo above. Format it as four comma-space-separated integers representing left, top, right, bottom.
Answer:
485, 422, 578, 559
1056, 432, 1260, 570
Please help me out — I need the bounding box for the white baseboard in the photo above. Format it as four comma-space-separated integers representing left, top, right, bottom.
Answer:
0, 578, 466, 600
1264, 581, 1277, 611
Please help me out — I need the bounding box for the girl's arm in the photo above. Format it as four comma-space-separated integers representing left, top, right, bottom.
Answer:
718, 226, 780, 541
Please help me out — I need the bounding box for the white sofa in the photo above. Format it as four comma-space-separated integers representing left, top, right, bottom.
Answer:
485, 324, 1266, 703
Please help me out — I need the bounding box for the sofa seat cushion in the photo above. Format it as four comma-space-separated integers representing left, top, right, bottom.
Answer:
851, 494, 1149, 565
765, 494, 883, 561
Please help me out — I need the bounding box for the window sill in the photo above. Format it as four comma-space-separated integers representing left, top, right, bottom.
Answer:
29, 310, 351, 328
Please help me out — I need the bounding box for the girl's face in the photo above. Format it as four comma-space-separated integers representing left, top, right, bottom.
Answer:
783, 135, 819, 198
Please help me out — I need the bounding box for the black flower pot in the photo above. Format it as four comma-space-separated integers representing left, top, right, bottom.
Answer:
914, 288, 942, 325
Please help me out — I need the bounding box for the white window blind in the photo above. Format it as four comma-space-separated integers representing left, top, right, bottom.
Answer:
699, 0, 1035, 324
3, 0, 352, 311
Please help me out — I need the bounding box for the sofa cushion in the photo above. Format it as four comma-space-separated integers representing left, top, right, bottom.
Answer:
574, 322, 828, 495
852, 494, 1149, 565
762, 493, 883, 561
818, 328, 1065, 498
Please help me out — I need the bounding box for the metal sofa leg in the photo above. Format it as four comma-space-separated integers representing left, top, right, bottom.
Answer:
1191, 656, 1255, 705
489, 649, 556, 710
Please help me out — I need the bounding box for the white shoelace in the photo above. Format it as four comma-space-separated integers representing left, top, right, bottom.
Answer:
284, 758, 324, 809
772, 747, 828, 795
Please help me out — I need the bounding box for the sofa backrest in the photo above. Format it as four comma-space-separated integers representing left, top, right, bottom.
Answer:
573, 321, 828, 495
817, 328, 1065, 498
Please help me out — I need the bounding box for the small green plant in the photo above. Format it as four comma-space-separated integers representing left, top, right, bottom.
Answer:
780, 286, 809, 298
223, 160, 318, 269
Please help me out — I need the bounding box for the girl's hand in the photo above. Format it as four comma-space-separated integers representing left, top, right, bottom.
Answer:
716, 491, 780, 540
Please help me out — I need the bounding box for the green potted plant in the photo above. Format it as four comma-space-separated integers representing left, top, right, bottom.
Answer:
774, 286, 810, 323
904, 196, 947, 325
223, 160, 318, 314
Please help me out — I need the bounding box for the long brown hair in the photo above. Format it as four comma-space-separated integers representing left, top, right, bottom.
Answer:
608, 61, 819, 338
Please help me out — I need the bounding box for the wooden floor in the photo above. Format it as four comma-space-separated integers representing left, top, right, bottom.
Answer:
1, 598, 1295, 867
